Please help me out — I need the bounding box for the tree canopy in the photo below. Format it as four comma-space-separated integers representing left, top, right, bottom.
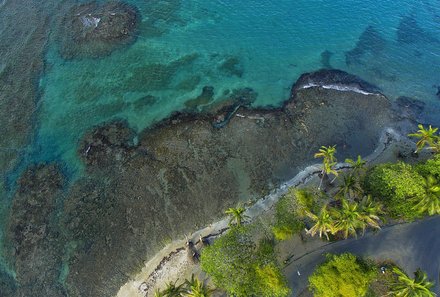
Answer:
200, 226, 290, 297
308, 253, 376, 297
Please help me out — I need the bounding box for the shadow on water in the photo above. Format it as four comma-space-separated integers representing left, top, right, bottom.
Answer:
345, 26, 386, 67
397, 14, 439, 45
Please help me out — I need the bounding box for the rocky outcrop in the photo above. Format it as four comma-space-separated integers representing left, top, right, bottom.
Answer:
290, 69, 382, 96
58, 1, 140, 59
62, 70, 394, 296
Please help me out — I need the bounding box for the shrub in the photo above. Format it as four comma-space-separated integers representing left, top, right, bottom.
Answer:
309, 253, 376, 297
272, 189, 306, 240
416, 154, 440, 178
364, 162, 425, 219
200, 226, 290, 297
255, 263, 291, 297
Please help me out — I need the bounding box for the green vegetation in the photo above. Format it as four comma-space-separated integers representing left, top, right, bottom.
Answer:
315, 145, 338, 189
305, 205, 335, 240
200, 226, 290, 297
308, 254, 436, 297
183, 275, 215, 297
255, 264, 291, 297
345, 155, 367, 172
364, 158, 440, 218
408, 124, 440, 153
413, 175, 440, 216
225, 205, 249, 227
306, 197, 383, 239
198, 124, 440, 297
333, 197, 382, 238
416, 154, 440, 178
158, 281, 185, 297
272, 188, 307, 240
364, 162, 425, 219
154, 276, 214, 297
308, 253, 376, 297
388, 267, 436, 297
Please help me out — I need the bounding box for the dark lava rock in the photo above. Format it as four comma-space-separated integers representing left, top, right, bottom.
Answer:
78, 120, 137, 167
394, 96, 426, 120
62, 70, 394, 297
291, 69, 382, 97
58, 1, 140, 59
6, 164, 65, 297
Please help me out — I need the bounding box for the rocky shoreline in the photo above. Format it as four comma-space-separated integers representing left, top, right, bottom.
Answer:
117, 126, 409, 297
3, 69, 423, 296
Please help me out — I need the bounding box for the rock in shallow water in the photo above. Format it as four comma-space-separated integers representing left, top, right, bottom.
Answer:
6, 164, 66, 297
58, 1, 140, 59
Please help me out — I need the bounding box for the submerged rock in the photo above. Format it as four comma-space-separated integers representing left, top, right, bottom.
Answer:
6, 164, 65, 297
61, 69, 394, 297
218, 56, 244, 77
58, 1, 140, 59
394, 96, 426, 120
184, 86, 215, 109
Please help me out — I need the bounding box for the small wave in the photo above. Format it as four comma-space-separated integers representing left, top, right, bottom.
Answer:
299, 83, 376, 95
0, 0, 6, 8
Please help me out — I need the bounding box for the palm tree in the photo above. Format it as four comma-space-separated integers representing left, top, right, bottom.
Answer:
388, 267, 436, 297
358, 195, 383, 232
408, 124, 440, 153
413, 175, 440, 216
225, 205, 249, 227
337, 174, 363, 200
161, 281, 185, 297
345, 155, 367, 172
314, 145, 338, 189
305, 205, 336, 240
183, 274, 214, 297
332, 199, 363, 239
154, 289, 166, 297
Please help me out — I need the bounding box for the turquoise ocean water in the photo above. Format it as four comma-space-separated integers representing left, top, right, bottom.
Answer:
1, 0, 440, 290
35, 0, 440, 175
